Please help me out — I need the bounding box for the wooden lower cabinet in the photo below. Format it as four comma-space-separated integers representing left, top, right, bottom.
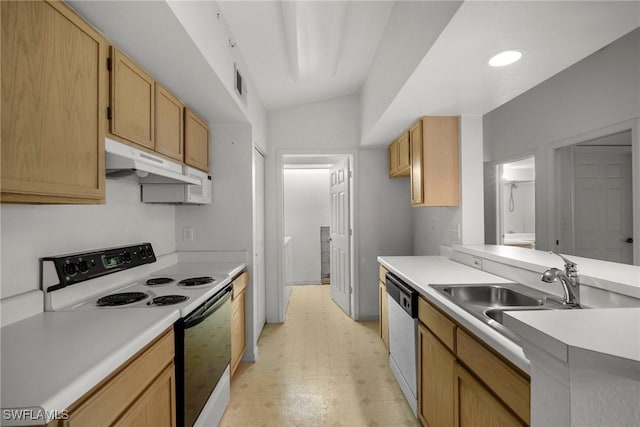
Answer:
378, 265, 389, 352
116, 365, 176, 427
63, 328, 175, 427
231, 271, 249, 376
418, 324, 455, 427
379, 281, 389, 351
454, 363, 525, 427
417, 296, 530, 427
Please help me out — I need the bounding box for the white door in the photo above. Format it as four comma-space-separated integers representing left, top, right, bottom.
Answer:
253, 149, 266, 335
574, 146, 633, 264
329, 158, 351, 315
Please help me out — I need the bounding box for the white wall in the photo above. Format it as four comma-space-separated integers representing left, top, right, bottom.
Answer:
483, 28, 640, 251
266, 95, 413, 321
1, 179, 175, 299
357, 149, 414, 318
174, 124, 258, 358
360, 1, 462, 141
283, 169, 330, 284
412, 208, 461, 256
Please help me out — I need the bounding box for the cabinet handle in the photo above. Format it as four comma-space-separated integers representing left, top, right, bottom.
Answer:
625, 237, 633, 244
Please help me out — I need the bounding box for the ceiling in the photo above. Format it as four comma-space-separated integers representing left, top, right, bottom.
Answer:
218, 1, 639, 147
362, 1, 640, 145
218, 1, 393, 110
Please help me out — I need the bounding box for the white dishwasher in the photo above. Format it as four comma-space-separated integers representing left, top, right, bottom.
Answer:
386, 272, 418, 415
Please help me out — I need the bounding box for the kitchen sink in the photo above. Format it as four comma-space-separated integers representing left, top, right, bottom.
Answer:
430, 283, 582, 342
484, 306, 552, 325
440, 285, 542, 307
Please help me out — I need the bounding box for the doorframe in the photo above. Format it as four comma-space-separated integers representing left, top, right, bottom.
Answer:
545, 118, 639, 265
275, 149, 358, 322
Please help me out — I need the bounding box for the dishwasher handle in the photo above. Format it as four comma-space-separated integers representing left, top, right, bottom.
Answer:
386, 272, 418, 318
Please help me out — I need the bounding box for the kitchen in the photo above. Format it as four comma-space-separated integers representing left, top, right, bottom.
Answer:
1, 1, 639, 427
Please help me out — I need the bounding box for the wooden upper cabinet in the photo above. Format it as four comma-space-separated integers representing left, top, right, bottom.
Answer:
110, 47, 155, 149
1, 0, 107, 204
410, 121, 424, 204
184, 109, 210, 172
410, 116, 460, 207
155, 84, 184, 162
388, 132, 410, 178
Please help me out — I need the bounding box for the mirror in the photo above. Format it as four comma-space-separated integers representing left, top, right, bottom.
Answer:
554, 130, 633, 264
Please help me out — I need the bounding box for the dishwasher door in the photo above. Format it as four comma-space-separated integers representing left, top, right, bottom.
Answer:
386, 273, 418, 416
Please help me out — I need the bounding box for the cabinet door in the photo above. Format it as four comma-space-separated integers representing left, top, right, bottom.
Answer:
454, 363, 525, 427
110, 47, 155, 149
116, 365, 176, 427
388, 141, 398, 177
231, 290, 246, 376
1, 0, 106, 204
184, 109, 209, 172
379, 281, 389, 351
410, 121, 424, 205
155, 84, 184, 161
418, 324, 455, 427
422, 116, 460, 206
397, 132, 411, 175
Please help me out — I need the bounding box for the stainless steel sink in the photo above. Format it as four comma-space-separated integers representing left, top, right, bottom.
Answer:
431, 283, 582, 342
484, 306, 552, 325
440, 285, 542, 307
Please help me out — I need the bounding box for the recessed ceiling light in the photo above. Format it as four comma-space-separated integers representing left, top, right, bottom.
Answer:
489, 50, 523, 67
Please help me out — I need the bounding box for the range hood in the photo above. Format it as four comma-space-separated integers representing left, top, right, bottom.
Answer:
105, 138, 201, 185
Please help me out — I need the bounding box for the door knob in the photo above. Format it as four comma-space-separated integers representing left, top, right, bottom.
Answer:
625, 237, 633, 244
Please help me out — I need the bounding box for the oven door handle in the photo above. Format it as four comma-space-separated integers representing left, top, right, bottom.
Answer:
183, 286, 232, 329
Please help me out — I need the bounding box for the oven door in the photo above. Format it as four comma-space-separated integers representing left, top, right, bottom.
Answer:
176, 285, 231, 427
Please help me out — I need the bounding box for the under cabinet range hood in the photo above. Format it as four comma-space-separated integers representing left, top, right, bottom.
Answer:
105, 138, 200, 185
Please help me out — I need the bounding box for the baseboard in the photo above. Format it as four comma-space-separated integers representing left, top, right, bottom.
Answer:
356, 314, 378, 321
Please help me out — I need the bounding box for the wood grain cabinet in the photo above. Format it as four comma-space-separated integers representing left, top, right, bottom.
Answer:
1, 0, 107, 204
155, 84, 185, 162
231, 271, 249, 376
410, 117, 460, 207
184, 109, 210, 172
388, 132, 410, 178
454, 363, 525, 427
109, 47, 155, 150
378, 265, 389, 351
63, 328, 176, 427
417, 296, 530, 427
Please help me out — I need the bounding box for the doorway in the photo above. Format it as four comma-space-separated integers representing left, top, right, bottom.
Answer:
279, 153, 355, 320
555, 131, 634, 264
496, 156, 536, 249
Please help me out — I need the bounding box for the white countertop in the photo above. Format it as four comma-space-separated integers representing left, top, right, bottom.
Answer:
456, 245, 640, 298
504, 307, 640, 363
1, 310, 178, 426
1, 258, 246, 426
377, 256, 531, 372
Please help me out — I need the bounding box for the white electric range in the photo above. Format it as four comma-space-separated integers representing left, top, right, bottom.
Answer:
40, 243, 236, 427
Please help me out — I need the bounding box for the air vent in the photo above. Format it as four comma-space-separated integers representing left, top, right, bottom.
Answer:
234, 63, 248, 106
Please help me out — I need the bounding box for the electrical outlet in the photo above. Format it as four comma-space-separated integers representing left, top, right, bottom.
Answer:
472, 257, 482, 269
183, 227, 194, 242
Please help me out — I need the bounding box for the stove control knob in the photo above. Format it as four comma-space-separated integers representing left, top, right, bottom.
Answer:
63, 262, 77, 276
77, 260, 89, 273
122, 251, 132, 263
140, 247, 148, 258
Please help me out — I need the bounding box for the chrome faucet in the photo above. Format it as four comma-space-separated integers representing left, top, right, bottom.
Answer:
541, 251, 581, 307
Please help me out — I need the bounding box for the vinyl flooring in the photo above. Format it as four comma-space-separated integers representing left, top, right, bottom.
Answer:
220, 285, 419, 427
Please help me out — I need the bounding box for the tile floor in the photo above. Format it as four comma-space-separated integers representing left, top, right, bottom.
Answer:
220, 285, 420, 427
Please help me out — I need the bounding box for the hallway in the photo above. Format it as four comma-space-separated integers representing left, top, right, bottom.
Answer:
220, 286, 419, 426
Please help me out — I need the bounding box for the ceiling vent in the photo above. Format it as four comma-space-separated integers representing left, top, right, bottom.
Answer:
234, 63, 248, 106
